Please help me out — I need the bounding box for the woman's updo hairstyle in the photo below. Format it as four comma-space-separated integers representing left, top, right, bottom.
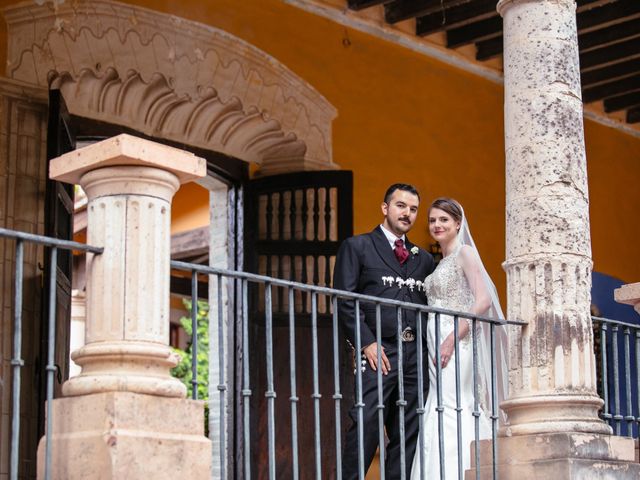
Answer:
429, 197, 463, 224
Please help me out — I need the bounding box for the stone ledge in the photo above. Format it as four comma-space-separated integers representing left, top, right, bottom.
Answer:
469, 433, 640, 480
614, 282, 640, 314
37, 392, 211, 479
50, 134, 205, 186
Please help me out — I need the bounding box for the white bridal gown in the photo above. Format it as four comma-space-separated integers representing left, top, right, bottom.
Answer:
410, 244, 492, 480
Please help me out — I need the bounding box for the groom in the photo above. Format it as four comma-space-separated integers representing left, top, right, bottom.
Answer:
334, 183, 435, 479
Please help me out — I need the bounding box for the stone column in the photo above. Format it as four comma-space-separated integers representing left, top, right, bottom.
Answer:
467, 1, 640, 478
498, 0, 606, 436
37, 134, 211, 479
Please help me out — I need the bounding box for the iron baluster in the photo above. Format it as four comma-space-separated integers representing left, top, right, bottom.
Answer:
435, 312, 445, 480
311, 292, 323, 479
9, 240, 24, 480
490, 323, 498, 480
600, 322, 611, 424
472, 318, 481, 480
396, 307, 407, 480
332, 296, 343, 480
376, 303, 386, 480
454, 316, 463, 480
636, 330, 640, 435
44, 247, 58, 480
265, 283, 276, 479
217, 274, 226, 479
241, 279, 252, 479
191, 270, 199, 400
288, 287, 300, 480
354, 300, 366, 480
416, 310, 426, 480
613, 324, 622, 435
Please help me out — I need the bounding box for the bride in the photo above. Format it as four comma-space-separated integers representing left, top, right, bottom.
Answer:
410, 197, 508, 480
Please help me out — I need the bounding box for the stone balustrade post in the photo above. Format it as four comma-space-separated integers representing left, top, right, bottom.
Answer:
466, 1, 640, 478
37, 134, 211, 479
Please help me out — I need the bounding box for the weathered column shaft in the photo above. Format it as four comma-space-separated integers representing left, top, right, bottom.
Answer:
498, 0, 608, 435
65, 166, 181, 396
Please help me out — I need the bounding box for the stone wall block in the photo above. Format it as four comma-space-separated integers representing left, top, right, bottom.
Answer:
37, 392, 211, 479
614, 283, 640, 315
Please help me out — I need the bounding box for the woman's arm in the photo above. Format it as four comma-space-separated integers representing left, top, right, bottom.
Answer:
437, 245, 491, 367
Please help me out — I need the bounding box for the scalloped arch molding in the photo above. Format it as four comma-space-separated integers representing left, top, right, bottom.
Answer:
2, 0, 337, 174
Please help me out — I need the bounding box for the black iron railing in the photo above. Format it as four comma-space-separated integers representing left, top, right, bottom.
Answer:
6, 227, 638, 480
170, 260, 525, 480
0, 227, 103, 480
593, 316, 640, 438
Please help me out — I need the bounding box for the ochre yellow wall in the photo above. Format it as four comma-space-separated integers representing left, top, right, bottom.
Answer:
3, 0, 638, 298
171, 182, 210, 234
586, 122, 640, 283
117, 0, 639, 296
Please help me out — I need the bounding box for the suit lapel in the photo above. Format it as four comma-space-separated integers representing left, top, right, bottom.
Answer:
405, 237, 423, 278
370, 226, 403, 276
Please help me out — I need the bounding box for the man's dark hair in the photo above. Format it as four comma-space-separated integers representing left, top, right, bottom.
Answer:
383, 183, 420, 204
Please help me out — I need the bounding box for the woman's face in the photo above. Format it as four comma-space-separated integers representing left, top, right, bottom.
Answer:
428, 207, 460, 244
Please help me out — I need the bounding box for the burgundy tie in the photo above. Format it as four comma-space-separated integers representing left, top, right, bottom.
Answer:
394, 238, 409, 265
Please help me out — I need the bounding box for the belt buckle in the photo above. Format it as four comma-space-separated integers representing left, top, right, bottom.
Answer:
401, 327, 415, 343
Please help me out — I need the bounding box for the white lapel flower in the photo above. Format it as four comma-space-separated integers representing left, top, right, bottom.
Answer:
410, 246, 419, 256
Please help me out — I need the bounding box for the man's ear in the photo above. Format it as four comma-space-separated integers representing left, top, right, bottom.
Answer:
381, 202, 388, 216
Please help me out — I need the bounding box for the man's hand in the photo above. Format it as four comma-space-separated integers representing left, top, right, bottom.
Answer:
363, 342, 391, 375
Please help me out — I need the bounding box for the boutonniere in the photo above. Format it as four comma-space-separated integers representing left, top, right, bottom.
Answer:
410, 246, 419, 256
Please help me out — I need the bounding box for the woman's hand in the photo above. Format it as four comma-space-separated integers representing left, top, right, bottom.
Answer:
435, 334, 455, 368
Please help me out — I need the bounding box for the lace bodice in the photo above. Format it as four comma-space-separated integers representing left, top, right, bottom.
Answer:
424, 244, 474, 314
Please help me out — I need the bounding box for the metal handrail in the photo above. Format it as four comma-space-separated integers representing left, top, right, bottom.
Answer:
0, 227, 103, 253
170, 260, 527, 327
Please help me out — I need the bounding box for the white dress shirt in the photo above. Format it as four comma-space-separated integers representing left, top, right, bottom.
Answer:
379, 224, 405, 249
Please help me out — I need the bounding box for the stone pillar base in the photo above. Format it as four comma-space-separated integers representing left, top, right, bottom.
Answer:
468, 433, 640, 479
37, 392, 211, 479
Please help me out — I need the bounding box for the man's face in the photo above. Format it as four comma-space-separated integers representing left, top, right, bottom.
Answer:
381, 189, 420, 237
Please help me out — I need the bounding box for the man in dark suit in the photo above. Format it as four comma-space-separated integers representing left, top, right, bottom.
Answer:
334, 183, 435, 479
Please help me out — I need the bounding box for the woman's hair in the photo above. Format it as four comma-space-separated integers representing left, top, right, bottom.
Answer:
429, 197, 463, 223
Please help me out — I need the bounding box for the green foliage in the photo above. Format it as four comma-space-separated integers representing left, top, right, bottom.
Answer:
171, 298, 209, 401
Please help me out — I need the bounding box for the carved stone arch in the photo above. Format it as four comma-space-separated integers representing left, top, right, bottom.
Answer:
2, 0, 337, 175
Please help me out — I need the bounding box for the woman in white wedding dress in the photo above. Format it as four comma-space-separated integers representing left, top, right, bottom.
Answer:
410, 198, 508, 480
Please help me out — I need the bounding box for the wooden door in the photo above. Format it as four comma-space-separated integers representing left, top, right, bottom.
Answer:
245, 171, 353, 479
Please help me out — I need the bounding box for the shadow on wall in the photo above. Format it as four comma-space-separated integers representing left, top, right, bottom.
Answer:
592, 271, 639, 438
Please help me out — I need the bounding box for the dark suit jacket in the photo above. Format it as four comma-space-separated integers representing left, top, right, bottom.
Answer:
333, 226, 436, 349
